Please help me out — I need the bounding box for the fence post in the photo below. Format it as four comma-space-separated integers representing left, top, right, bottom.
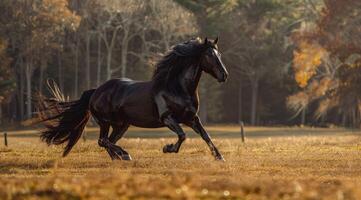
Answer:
4, 132, 8, 147
239, 121, 245, 143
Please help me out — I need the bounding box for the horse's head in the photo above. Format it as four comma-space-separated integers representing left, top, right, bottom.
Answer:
200, 37, 229, 82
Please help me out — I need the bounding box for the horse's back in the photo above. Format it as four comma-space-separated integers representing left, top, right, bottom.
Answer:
90, 78, 135, 110
89, 78, 162, 127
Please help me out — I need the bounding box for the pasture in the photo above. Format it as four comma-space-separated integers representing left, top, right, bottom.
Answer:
1, 126, 361, 199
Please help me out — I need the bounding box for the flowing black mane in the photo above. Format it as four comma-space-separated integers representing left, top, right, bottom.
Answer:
152, 38, 206, 86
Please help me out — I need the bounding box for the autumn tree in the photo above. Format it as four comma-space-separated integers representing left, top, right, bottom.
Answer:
207, 0, 296, 125
0, 0, 332, 126
288, 0, 361, 127
0, 38, 15, 124
0, 0, 80, 119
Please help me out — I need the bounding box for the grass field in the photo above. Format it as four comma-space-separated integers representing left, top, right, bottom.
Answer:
1, 126, 361, 199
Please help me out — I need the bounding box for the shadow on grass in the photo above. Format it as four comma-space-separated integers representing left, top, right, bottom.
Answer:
12, 190, 81, 200
0, 160, 56, 174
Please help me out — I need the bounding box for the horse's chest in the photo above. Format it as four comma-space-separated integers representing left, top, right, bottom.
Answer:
164, 95, 199, 122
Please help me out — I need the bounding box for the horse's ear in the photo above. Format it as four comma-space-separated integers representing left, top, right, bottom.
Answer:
214, 36, 219, 44
204, 37, 208, 45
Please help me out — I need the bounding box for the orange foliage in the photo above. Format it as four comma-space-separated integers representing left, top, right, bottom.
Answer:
39, 0, 80, 26
293, 41, 327, 88
0, 38, 14, 103
31, 0, 80, 51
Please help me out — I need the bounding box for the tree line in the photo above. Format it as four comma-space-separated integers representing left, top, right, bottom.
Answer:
0, 0, 360, 128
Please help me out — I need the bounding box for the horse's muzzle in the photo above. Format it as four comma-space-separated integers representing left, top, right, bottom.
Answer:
218, 72, 228, 83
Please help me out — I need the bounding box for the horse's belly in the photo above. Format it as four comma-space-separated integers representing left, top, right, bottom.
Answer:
124, 109, 163, 128
122, 97, 163, 128
129, 118, 164, 128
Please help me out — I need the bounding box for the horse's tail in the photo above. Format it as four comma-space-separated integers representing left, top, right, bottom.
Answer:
36, 82, 95, 157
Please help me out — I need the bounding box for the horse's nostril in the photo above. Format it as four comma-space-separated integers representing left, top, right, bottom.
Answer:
223, 72, 228, 80
218, 72, 228, 83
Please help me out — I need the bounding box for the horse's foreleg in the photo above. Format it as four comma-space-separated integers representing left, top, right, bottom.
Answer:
162, 115, 186, 153
186, 116, 225, 161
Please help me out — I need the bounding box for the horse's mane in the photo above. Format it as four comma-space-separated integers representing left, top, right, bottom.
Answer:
152, 38, 206, 88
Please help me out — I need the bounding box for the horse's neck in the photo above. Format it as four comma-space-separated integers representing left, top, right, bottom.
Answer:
180, 64, 202, 95
152, 61, 202, 95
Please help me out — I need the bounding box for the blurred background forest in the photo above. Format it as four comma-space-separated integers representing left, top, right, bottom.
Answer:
0, 0, 360, 128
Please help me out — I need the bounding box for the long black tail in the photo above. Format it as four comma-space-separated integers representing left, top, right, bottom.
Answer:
36, 87, 95, 157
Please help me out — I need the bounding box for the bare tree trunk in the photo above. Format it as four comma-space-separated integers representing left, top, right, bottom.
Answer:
342, 113, 347, 127
25, 62, 32, 119
352, 109, 357, 128
0, 103, 2, 125
250, 80, 258, 126
19, 59, 24, 120
74, 39, 79, 98
58, 51, 64, 91
85, 32, 91, 89
103, 27, 121, 80
39, 58, 46, 94
163, 33, 170, 51
106, 49, 112, 80
301, 106, 307, 125
97, 34, 102, 86
120, 38, 128, 77
120, 28, 129, 78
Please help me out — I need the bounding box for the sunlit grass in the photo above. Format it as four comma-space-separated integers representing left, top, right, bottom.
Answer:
0, 127, 361, 199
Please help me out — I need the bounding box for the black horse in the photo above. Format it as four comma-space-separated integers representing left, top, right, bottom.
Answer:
37, 37, 229, 161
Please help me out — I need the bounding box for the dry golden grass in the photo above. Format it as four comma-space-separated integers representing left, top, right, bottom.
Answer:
1, 126, 361, 199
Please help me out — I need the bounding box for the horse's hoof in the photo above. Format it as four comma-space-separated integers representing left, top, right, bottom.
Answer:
163, 144, 174, 153
215, 154, 225, 161
106, 148, 119, 160
163, 145, 168, 153
121, 154, 132, 161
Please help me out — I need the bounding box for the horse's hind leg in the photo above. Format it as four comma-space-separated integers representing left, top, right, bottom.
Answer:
97, 123, 117, 160
98, 121, 131, 161
107, 123, 131, 160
